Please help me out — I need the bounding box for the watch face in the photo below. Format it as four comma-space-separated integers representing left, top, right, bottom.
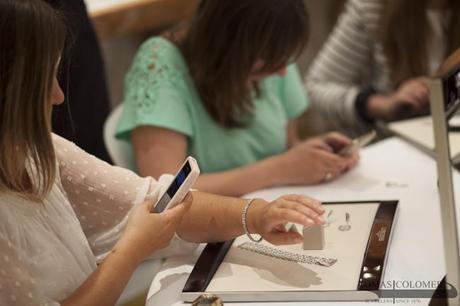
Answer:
192, 294, 223, 306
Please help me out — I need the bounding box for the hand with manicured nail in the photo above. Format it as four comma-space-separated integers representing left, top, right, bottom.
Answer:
247, 195, 325, 245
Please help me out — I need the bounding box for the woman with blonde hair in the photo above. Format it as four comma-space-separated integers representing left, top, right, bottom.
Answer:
306, 0, 460, 135
0, 1, 325, 305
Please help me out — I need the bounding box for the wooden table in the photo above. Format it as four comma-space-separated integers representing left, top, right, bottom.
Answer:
85, 0, 199, 40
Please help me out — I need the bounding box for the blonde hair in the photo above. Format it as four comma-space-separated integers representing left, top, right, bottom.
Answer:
378, 0, 460, 86
0, 0, 66, 201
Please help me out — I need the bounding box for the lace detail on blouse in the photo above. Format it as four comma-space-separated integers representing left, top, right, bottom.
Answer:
124, 37, 189, 116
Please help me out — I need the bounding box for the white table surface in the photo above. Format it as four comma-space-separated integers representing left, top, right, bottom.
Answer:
146, 137, 460, 306
388, 115, 460, 160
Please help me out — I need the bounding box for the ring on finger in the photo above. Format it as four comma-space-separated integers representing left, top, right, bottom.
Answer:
324, 172, 334, 182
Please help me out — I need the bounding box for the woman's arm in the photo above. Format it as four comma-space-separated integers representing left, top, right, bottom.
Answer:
132, 126, 282, 196
305, 0, 374, 132
0, 200, 188, 306
177, 192, 259, 242
176, 192, 324, 244
54, 133, 198, 262
61, 246, 139, 306
52, 134, 328, 305
62, 192, 325, 305
132, 126, 357, 197
365, 77, 430, 121
61, 200, 191, 306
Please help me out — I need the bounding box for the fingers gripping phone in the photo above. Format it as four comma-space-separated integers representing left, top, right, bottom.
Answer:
151, 157, 200, 213
337, 130, 377, 156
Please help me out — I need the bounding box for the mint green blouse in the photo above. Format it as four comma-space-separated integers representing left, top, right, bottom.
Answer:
115, 37, 308, 173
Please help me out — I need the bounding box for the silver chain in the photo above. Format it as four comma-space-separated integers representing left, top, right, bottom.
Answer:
238, 242, 338, 267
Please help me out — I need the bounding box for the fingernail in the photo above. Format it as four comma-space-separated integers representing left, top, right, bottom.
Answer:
318, 217, 326, 224
305, 218, 314, 225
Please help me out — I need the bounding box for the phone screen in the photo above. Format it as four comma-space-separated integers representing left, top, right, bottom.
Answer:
338, 131, 376, 156
441, 63, 460, 114
153, 161, 191, 213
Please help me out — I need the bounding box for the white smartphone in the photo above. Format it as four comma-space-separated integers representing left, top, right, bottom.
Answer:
151, 156, 200, 213
337, 130, 376, 156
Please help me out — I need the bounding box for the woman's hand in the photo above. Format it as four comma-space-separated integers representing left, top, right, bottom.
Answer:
304, 132, 354, 152
274, 135, 359, 185
248, 195, 325, 245
367, 77, 430, 121
114, 194, 192, 264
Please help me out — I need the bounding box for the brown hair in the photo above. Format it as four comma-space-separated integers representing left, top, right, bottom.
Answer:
379, 0, 460, 86
0, 0, 66, 201
179, 0, 309, 127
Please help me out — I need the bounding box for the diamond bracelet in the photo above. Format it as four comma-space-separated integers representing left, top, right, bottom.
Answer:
242, 199, 263, 243
238, 242, 338, 267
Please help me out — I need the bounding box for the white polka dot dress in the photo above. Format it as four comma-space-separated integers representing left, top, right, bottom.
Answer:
0, 134, 197, 305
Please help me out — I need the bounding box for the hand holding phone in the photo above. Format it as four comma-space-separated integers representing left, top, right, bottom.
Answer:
337, 131, 376, 156
151, 157, 200, 213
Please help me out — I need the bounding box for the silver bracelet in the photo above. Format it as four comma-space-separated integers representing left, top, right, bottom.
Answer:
242, 199, 263, 243
238, 242, 338, 267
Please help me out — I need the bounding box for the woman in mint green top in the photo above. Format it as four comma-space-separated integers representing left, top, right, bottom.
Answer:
116, 0, 358, 196
117, 37, 307, 173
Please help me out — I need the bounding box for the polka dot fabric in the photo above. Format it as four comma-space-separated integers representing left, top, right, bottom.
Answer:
0, 134, 197, 305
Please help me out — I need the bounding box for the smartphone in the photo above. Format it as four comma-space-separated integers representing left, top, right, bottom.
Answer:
151, 156, 200, 213
337, 130, 377, 156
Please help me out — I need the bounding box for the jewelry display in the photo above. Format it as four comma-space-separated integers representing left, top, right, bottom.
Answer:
238, 242, 338, 267
182, 201, 398, 303
338, 212, 352, 231
322, 210, 334, 227
302, 225, 325, 250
